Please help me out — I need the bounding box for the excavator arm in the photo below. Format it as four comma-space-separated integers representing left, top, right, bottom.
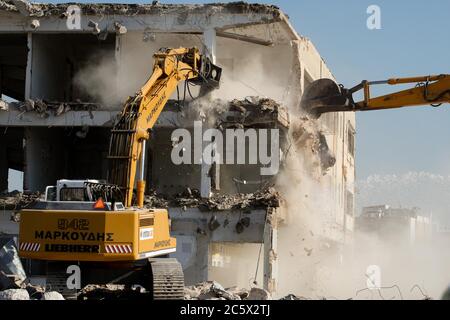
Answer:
300, 74, 450, 117
107, 47, 221, 207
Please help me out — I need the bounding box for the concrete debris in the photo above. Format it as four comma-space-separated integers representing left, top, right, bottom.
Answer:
87, 20, 101, 35
291, 116, 336, 173
0, 271, 21, 290
30, 18, 40, 29
24, 283, 46, 300
14, 99, 99, 118
317, 133, 336, 171
279, 294, 309, 300
247, 287, 271, 300
184, 281, 272, 300
0, 281, 67, 300
143, 190, 170, 209
184, 281, 243, 300
0, 1, 280, 18
0, 238, 27, 287
0, 288, 29, 300
10, 0, 43, 17
78, 284, 150, 300
0, 99, 8, 111
0, 190, 40, 211
114, 22, 127, 35
144, 186, 281, 211
204, 97, 289, 129
41, 291, 65, 300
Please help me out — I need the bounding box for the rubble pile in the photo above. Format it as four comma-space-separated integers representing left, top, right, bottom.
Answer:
0, 190, 40, 211
143, 189, 170, 209
14, 99, 100, 118
184, 281, 309, 300
78, 284, 150, 300
0, 272, 63, 300
0, 1, 280, 18
144, 186, 282, 211
0, 285, 64, 301
184, 281, 271, 300
208, 97, 289, 129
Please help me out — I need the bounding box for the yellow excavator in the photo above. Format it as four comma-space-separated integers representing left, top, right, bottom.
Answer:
300, 74, 450, 117
17, 47, 221, 299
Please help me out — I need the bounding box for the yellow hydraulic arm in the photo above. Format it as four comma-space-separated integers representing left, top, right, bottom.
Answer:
107, 47, 221, 208
300, 74, 450, 117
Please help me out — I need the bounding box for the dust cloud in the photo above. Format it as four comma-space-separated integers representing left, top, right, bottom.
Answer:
73, 50, 123, 107
272, 118, 450, 299
72, 34, 290, 110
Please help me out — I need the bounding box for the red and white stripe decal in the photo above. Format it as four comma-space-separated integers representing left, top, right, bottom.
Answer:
19, 242, 40, 252
105, 244, 132, 254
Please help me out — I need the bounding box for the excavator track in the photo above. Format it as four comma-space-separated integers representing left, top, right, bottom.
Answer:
149, 258, 184, 300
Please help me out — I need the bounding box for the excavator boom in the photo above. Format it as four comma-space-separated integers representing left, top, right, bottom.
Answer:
300, 74, 450, 117
107, 47, 221, 207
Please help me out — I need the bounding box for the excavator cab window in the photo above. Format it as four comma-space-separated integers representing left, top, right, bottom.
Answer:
60, 188, 90, 201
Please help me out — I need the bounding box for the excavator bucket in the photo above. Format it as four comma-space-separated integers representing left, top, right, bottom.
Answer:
300, 79, 353, 118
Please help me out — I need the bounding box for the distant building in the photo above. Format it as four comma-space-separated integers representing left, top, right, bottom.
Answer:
356, 205, 432, 244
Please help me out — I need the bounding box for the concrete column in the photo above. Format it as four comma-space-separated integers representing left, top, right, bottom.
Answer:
114, 33, 121, 105
300, 64, 305, 96
25, 32, 32, 100
0, 65, 3, 97
199, 28, 217, 198
263, 208, 278, 294
211, 146, 220, 191
0, 139, 8, 192
200, 124, 211, 198
24, 128, 64, 192
202, 28, 217, 63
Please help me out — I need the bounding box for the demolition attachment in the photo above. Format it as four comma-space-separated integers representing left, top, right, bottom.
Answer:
300, 74, 450, 118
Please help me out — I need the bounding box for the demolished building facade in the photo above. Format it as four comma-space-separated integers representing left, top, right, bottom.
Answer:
0, 1, 355, 296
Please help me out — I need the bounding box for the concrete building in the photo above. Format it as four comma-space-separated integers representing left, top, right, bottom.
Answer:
0, 1, 355, 294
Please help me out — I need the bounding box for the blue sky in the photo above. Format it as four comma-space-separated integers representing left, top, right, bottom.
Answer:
9, 0, 450, 191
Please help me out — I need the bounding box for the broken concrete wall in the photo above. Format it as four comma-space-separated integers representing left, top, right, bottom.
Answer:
148, 98, 289, 196
169, 207, 269, 286
208, 243, 264, 289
